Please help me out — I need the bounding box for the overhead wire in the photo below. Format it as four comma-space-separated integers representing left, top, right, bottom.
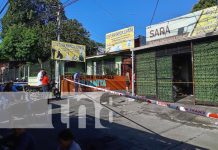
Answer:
149, 0, 160, 26
63, 0, 79, 8
0, 0, 5, 10
0, 0, 8, 16
93, 0, 128, 27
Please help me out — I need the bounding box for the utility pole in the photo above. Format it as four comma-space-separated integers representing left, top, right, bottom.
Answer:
55, 4, 61, 88
131, 49, 135, 96
55, 0, 79, 89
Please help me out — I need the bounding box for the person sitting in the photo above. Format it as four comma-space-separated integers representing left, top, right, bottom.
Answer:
3, 82, 13, 92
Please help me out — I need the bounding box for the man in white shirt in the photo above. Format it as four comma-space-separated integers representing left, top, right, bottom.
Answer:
37, 69, 44, 86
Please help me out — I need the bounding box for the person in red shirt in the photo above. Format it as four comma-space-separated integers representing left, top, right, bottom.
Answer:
41, 71, 49, 92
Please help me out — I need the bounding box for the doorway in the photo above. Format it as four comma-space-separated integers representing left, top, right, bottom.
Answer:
121, 58, 132, 76
172, 53, 193, 99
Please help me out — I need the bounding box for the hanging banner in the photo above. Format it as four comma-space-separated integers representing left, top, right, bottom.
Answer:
51, 41, 86, 62
106, 26, 135, 53
146, 6, 218, 44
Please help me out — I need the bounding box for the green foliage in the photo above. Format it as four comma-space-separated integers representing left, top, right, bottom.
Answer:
192, 0, 217, 12
194, 41, 218, 102
61, 19, 98, 56
0, 0, 101, 62
1, 24, 39, 61
136, 52, 156, 97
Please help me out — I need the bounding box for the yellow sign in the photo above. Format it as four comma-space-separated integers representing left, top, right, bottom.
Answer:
106, 26, 134, 53
192, 6, 218, 36
51, 41, 86, 62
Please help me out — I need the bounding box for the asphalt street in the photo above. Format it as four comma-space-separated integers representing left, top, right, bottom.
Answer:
1, 92, 218, 150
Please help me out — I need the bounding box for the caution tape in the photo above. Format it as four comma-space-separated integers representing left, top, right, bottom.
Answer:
64, 78, 218, 119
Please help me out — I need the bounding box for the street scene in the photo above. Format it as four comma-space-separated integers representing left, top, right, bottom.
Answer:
0, 0, 218, 150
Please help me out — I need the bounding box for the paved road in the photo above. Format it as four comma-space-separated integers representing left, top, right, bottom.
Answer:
1, 92, 218, 150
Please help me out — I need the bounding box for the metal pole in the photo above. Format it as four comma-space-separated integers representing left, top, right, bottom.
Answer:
24, 66, 26, 80
131, 49, 135, 96
27, 65, 30, 81
55, 4, 61, 88
1, 69, 3, 83
63, 62, 65, 76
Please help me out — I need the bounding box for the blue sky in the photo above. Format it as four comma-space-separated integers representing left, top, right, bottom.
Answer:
62, 0, 198, 43
0, 0, 199, 43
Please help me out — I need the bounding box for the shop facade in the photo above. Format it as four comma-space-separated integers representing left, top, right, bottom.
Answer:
86, 35, 145, 76
86, 52, 132, 76
134, 6, 218, 105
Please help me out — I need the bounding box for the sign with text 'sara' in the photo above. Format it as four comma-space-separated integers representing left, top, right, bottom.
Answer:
146, 6, 218, 44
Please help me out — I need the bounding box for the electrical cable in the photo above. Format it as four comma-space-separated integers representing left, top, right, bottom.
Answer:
93, 0, 128, 27
149, 0, 160, 26
0, 0, 8, 16
63, 0, 79, 8
0, 0, 5, 11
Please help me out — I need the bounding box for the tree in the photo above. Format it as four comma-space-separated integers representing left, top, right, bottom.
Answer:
2, 0, 63, 35
1, 24, 39, 61
61, 19, 99, 56
192, 0, 217, 12
1, 0, 99, 62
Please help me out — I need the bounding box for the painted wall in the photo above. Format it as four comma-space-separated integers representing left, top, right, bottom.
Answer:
65, 62, 85, 75
86, 55, 122, 75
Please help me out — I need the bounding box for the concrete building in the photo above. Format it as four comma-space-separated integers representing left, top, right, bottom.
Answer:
86, 36, 145, 76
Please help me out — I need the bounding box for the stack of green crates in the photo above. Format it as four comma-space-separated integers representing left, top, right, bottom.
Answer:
136, 52, 156, 97
156, 57, 173, 101
194, 41, 218, 104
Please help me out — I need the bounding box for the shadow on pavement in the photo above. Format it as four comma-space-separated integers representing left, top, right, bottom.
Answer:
0, 96, 208, 150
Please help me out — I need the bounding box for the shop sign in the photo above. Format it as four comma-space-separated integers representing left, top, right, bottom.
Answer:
146, 6, 218, 43
106, 26, 135, 53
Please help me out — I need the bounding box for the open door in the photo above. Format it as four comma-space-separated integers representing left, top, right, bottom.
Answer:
156, 56, 173, 101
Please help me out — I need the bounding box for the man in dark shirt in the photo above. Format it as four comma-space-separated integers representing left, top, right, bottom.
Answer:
73, 72, 81, 93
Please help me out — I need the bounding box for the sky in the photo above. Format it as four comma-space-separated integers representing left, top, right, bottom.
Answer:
62, 0, 199, 43
0, 0, 199, 43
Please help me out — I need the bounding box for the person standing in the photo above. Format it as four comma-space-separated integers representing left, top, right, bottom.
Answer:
125, 69, 130, 93
73, 72, 80, 93
41, 71, 49, 92
37, 69, 44, 86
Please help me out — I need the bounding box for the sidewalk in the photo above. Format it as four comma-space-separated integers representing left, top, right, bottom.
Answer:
95, 92, 218, 128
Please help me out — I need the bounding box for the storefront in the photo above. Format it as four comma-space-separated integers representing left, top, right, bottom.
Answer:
86, 35, 145, 76
86, 52, 128, 76
133, 6, 218, 105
